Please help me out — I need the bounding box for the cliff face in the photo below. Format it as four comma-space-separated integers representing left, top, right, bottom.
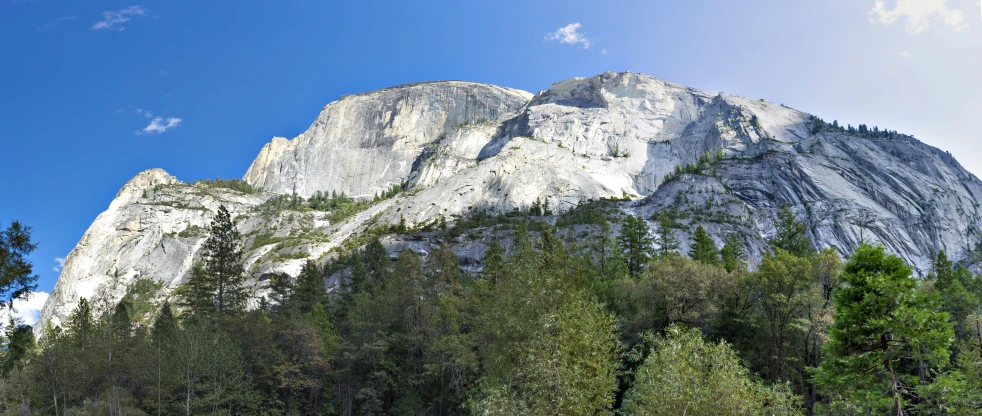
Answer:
243, 81, 533, 198
37, 72, 982, 333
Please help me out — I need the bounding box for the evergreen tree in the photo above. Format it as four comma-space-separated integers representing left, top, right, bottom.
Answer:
689, 225, 720, 265
202, 205, 247, 315
482, 240, 505, 286
720, 233, 746, 272
0, 221, 40, 310
813, 244, 954, 414
654, 213, 680, 258
179, 262, 215, 316
290, 260, 327, 315
770, 207, 814, 257
618, 215, 654, 277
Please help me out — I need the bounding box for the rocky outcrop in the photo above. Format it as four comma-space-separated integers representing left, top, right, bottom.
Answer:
37, 72, 982, 333
243, 81, 533, 198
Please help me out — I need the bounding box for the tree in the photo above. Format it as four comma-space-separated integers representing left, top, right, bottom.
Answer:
770, 207, 814, 258
0, 221, 40, 312
179, 262, 215, 316
689, 225, 720, 265
618, 215, 653, 277
812, 244, 954, 414
290, 260, 327, 315
201, 205, 247, 315
615, 256, 733, 341
749, 249, 814, 382
654, 213, 680, 258
621, 325, 801, 416
720, 233, 746, 273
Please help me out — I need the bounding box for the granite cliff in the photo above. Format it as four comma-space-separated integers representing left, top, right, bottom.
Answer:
37, 72, 982, 332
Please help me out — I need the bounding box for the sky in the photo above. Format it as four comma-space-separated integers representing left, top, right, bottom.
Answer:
1, 0, 980, 324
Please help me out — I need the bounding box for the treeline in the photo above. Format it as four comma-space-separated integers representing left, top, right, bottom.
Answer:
810, 115, 900, 138
2, 207, 982, 415
193, 178, 261, 195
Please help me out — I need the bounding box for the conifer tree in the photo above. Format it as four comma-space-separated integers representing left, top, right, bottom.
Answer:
291, 260, 327, 315
770, 207, 814, 257
813, 244, 953, 414
720, 233, 746, 272
654, 213, 680, 258
689, 225, 720, 265
0, 221, 40, 310
202, 205, 246, 315
618, 215, 654, 277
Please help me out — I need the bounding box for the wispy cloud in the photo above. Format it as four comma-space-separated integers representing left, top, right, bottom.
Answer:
53, 257, 66, 273
0, 292, 49, 327
546, 22, 592, 49
92, 5, 148, 31
138, 116, 183, 135
870, 0, 968, 34
37, 15, 76, 31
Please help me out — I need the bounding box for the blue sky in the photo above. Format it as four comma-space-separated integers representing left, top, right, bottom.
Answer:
1, 0, 980, 322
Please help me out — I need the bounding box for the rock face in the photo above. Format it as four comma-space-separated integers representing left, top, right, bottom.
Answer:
243, 81, 533, 198
37, 71, 982, 333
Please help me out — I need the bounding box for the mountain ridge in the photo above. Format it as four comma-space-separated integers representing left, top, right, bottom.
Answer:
36, 71, 982, 333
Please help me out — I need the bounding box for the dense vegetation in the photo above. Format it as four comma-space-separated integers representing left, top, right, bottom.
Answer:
192, 178, 261, 195
2, 204, 981, 415
255, 185, 403, 223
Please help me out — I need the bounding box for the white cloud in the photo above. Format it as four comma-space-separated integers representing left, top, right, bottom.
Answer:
601, 48, 608, 55
138, 116, 183, 135
37, 15, 76, 31
92, 5, 148, 31
547, 22, 592, 49
136, 108, 153, 118
870, 0, 968, 34
0, 292, 49, 327
53, 257, 66, 273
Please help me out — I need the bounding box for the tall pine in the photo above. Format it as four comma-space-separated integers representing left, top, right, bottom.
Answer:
688, 225, 720, 265
201, 205, 246, 315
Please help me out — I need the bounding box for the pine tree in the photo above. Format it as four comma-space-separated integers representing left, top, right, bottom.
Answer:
618, 215, 654, 277
179, 262, 215, 316
202, 205, 246, 315
654, 213, 680, 258
813, 244, 953, 414
689, 225, 720, 265
770, 207, 814, 257
482, 240, 506, 286
291, 260, 327, 315
720, 233, 746, 272
0, 221, 40, 310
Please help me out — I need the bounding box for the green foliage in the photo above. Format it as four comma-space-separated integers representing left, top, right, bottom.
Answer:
663, 148, 726, 183
809, 115, 899, 138
11, 213, 982, 414
689, 225, 720, 265
720, 233, 746, 272
618, 215, 654, 277
812, 244, 954, 414
621, 325, 801, 416
654, 213, 680, 257
770, 207, 815, 258
193, 177, 261, 194
0, 221, 40, 310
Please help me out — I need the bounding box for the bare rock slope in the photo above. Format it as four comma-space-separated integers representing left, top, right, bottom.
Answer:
37, 72, 982, 332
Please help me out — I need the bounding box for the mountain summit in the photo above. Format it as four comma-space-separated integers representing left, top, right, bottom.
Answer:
36, 72, 982, 331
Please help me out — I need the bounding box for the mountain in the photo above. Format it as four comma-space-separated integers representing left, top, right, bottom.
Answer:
36, 71, 982, 332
